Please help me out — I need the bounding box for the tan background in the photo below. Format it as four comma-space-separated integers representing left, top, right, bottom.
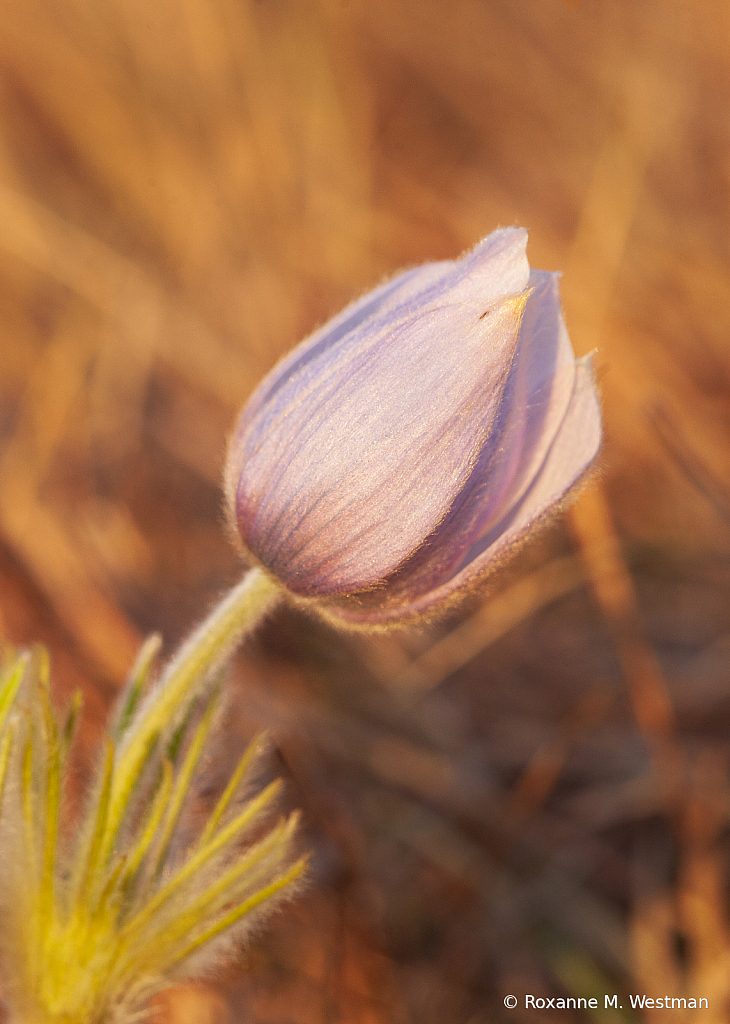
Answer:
2, 1, 730, 1022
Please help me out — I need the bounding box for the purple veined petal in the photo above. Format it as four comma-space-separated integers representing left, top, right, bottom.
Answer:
432, 227, 531, 311
225, 227, 529, 486
233, 289, 530, 596
324, 355, 601, 626
490, 270, 577, 513
456, 353, 601, 574
314, 269, 578, 618
226, 229, 531, 595
433, 269, 579, 547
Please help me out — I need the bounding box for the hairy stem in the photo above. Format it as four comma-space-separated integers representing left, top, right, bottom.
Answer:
101, 568, 282, 867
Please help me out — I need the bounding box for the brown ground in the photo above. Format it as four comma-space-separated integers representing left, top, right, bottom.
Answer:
2, 1, 730, 1022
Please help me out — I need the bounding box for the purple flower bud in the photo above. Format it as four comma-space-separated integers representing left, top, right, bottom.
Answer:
225, 228, 601, 626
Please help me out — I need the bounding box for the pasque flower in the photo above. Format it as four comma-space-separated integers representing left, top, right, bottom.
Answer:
0, 229, 599, 1024
226, 228, 601, 625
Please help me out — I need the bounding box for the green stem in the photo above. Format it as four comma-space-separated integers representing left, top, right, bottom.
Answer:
100, 567, 282, 865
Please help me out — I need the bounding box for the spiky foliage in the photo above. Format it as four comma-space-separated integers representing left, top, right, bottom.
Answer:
0, 570, 305, 1024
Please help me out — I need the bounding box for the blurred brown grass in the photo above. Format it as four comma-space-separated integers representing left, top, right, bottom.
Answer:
2, 0, 730, 1021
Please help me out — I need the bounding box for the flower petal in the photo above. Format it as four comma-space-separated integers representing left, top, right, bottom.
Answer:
228, 230, 531, 596
317, 270, 578, 618
326, 354, 601, 625
483, 270, 578, 517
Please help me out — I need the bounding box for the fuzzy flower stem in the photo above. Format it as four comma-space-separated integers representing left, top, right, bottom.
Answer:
101, 567, 282, 867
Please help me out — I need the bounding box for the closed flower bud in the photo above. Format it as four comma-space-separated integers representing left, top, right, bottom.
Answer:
225, 228, 601, 626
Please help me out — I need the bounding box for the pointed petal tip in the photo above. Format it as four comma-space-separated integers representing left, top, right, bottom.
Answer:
470, 225, 528, 265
